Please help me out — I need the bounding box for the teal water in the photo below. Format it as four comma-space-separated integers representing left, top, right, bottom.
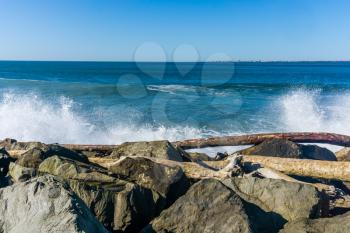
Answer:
1, 61, 350, 148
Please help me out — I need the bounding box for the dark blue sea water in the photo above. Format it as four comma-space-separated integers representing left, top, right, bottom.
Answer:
1, 61, 350, 152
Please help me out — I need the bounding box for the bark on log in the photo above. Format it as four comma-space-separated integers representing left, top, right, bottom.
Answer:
174, 132, 350, 149
58, 132, 350, 151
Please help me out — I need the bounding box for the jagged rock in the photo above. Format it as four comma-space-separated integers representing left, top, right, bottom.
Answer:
39, 156, 166, 232
239, 139, 336, 161
68, 179, 165, 233
38, 156, 116, 184
222, 177, 328, 223
108, 156, 189, 202
141, 179, 253, 233
186, 152, 213, 161
108, 140, 183, 162
113, 182, 165, 232
0, 138, 88, 162
279, 211, 350, 233
335, 147, 350, 161
0, 147, 14, 177
0, 175, 108, 233
8, 162, 37, 182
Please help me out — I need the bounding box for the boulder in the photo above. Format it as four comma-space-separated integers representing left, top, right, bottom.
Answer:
8, 162, 37, 182
108, 156, 190, 202
186, 152, 213, 161
68, 179, 165, 233
0, 175, 108, 233
335, 147, 350, 161
222, 177, 328, 223
0, 147, 14, 176
0, 138, 88, 163
141, 179, 253, 233
279, 211, 350, 233
239, 139, 336, 161
39, 156, 166, 232
38, 156, 116, 184
108, 140, 183, 162
16, 145, 88, 167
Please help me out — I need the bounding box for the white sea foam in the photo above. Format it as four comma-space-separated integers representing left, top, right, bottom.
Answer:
1, 88, 350, 155
0, 92, 207, 145
279, 88, 350, 135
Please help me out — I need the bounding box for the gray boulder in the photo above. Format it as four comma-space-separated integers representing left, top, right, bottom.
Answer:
142, 179, 253, 233
279, 211, 350, 233
186, 152, 213, 161
8, 162, 37, 182
0, 175, 108, 233
222, 177, 328, 223
239, 139, 336, 161
38, 156, 116, 184
108, 156, 189, 202
39, 156, 166, 232
108, 140, 183, 161
68, 179, 165, 233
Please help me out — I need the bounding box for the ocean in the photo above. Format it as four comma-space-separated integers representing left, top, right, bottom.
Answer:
1, 61, 350, 154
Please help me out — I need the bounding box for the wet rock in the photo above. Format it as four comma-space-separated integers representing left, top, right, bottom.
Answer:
108, 140, 183, 162
0, 175, 108, 233
335, 147, 350, 161
279, 211, 350, 233
222, 177, 328, 223
239, 139, 336, 161
108, 156, 189, 203
141, 179, 253, 233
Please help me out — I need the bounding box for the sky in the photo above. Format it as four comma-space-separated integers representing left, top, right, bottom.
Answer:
0, 0, 349, 61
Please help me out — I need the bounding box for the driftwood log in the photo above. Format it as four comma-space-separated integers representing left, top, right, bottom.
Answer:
57, 132, 350, 151
174, 132, 350, 149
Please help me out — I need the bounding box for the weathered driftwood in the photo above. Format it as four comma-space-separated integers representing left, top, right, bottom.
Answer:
205, 155, 350, 182
56, 132, 350, 151
89, 155, 350, 209
174, 132, 350, 149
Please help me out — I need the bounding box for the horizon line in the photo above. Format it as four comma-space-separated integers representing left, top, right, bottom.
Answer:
1, 59, 350, 63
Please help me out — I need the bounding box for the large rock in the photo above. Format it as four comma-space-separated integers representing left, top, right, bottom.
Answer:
186, 152, 213, 161
239, 139, 336, 161
0, 147, 14, 176
39, 156, 166, 232
8, 162, 37, 182
16, 145, 88, 168
0, 175, 108, 233
108, 156, 189, 202
108, 140, 183, 162
38, 156, 116, 184
142, 179, 253, 233
68, 179, 165, 233
222, 177, 328, 223
279, 211, 350, 233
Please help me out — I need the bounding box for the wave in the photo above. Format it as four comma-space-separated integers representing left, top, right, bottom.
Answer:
0, 91, 209, 145
1, 87, 350, 154
147, 84, 201, 94
278, 88, 350, 135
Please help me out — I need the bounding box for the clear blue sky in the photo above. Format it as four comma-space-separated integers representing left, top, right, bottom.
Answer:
0, 0, 349, 61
